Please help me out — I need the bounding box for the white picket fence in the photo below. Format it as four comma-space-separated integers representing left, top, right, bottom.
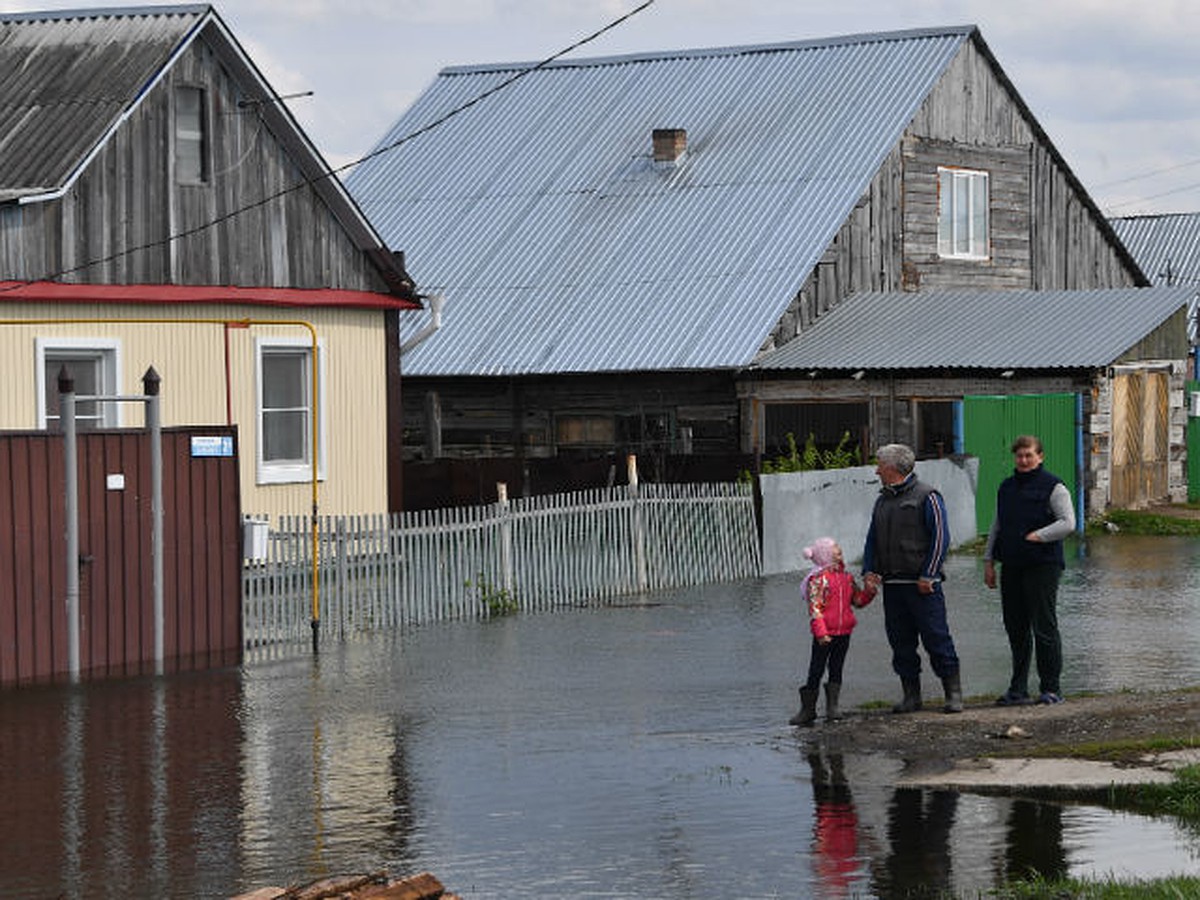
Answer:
242, 482, 761, 651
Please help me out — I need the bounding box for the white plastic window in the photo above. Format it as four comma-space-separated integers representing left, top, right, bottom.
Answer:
256, 338, 326, 485
36, 338, 121, 430
937, 167, 989, 259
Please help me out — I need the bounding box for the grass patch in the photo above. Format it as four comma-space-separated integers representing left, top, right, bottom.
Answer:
1014, 735, 1200, 765
1087, 507, 1200, 536
989, 874, 1200, 898
1109, 763, 1200, 819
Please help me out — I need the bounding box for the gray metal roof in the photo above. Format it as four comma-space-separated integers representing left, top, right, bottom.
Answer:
347, 26, 978, 376
753, 286, 1195, 371
1110, 213, 1200, 342
0, 5, 207, 202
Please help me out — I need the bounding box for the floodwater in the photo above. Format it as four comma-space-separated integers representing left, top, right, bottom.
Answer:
3, 534, 1200, 899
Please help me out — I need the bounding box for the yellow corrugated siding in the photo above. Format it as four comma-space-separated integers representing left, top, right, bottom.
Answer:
0, 302, 391, 518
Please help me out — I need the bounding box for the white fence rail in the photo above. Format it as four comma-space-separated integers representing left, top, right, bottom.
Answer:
243, 482, 761, 650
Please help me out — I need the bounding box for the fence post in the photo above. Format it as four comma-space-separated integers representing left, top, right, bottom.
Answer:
497, 482, 514, 599
629, 455, 647, 591
59, 367, 81, 681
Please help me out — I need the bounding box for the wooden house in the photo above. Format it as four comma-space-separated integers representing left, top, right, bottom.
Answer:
347, 24, 1183, 511
0, 5, 422, 519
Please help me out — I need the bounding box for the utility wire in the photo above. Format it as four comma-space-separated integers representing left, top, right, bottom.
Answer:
1103, 179, 1200, 213
17, 0, 657, 287
1093, 155, 1200, 190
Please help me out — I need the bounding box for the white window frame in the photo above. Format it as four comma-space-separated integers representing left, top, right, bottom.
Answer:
255, 337, 327, 485
937, 166, 989, 260
35, 338, 122, 429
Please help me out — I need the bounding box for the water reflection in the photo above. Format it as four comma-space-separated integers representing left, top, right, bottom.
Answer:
0, 674, 244, 898
1, 535, 1199, 898
1002, 799, 1068, 883
874, 789, 958, 897
807, 752, 864, 898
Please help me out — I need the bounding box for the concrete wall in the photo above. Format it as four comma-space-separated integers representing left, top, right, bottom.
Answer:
760, 457, 980, 575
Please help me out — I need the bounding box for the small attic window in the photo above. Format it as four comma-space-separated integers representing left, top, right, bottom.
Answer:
652, 128, 687, 163
175, 85, 209, 183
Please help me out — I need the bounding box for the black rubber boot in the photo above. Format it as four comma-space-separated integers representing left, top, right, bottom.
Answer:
892, 678, 922, 713
789, 687, 819, 726
824, 682, 842, 721
942, 672, 963, 713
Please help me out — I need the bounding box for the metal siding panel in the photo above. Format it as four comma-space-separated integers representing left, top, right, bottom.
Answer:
755, 285, 1194, 371
962, 392, 1076, 533
348, 29, 972, 375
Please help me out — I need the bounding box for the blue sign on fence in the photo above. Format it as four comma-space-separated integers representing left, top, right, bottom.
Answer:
191, 435, 234, 458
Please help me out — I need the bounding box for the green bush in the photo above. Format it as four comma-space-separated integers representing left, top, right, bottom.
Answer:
757, 431, 862, 475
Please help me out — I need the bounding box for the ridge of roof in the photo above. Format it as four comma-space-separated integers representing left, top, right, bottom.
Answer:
440, 24, 978, 77
0, 4, 209, 23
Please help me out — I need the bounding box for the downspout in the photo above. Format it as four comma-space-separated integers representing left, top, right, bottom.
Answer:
1075, 391, 1085, 534
400, 293, 444, 356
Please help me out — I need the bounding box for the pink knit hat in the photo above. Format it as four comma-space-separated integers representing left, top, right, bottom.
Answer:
803, 536, 840, 569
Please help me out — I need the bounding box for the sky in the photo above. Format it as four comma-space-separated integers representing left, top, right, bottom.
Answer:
6, 0, 1200, 217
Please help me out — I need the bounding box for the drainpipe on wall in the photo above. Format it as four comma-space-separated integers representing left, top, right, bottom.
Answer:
400, 293, 445, 356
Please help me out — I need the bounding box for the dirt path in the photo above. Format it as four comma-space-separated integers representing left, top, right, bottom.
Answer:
803, 688, 1200, 766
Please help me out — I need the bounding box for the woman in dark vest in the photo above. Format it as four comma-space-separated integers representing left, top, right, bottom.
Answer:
984, 435, 1076, 705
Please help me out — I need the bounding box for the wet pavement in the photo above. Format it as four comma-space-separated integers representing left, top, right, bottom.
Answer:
2, 534, 1200, 898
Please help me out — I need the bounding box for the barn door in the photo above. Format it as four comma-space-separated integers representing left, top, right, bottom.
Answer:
1111, 365, 1170, 509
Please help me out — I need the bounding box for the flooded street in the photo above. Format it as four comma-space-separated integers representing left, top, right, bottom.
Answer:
3, 534, 1200, 898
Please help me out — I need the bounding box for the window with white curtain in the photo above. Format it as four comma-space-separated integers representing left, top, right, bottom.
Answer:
256, 338, 326, 484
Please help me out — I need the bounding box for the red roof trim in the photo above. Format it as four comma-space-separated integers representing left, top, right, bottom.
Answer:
0, 281, 422, 311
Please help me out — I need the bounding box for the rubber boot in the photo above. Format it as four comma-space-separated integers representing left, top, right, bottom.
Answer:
942, 672, 963, 714
824, 682, 842, 721
892, 678, 922, 714
789, 687, 819, 726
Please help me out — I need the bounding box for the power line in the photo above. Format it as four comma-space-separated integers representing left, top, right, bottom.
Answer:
1103, 179, 1200, 213
1093, 156, 1200, 190
19, 1, 657, 287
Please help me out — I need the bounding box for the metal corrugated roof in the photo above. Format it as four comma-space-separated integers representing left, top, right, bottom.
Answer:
0, 5, 208, 201
1110, 213, 1200, 342
347, 26, 978, 376
753, 286, 1194, 371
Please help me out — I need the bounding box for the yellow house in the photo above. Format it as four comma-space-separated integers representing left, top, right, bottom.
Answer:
0, 281, 416, 519
0, 7, 424, 517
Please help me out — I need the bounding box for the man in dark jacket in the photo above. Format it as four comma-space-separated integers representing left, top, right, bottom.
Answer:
984, 435, 1076, 706
863, 443, 962, 713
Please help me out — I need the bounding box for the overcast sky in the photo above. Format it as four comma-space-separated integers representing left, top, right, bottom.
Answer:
8, 0, 1200, 216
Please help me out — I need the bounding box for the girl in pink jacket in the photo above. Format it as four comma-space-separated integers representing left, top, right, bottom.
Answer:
789, 537, 875, 726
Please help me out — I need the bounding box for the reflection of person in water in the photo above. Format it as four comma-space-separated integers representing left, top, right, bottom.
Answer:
875, 788, 958, 896
807, 752, 860, 897
1003, 798, 1067, 882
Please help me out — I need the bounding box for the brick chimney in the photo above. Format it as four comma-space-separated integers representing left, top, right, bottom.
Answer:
652, 128, 687, 162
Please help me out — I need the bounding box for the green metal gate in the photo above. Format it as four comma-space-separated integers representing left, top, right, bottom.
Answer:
962, 393, 1078, 534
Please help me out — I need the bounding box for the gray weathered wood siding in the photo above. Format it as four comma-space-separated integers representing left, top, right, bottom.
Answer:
764, 36, 1140, 355
1, 37, 387, 292
403, 372, 742, 460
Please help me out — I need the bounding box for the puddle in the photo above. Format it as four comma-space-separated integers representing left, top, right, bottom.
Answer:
1, 535, 1200, 897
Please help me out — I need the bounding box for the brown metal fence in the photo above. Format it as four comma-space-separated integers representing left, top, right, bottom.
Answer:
0, 427, 241, 685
